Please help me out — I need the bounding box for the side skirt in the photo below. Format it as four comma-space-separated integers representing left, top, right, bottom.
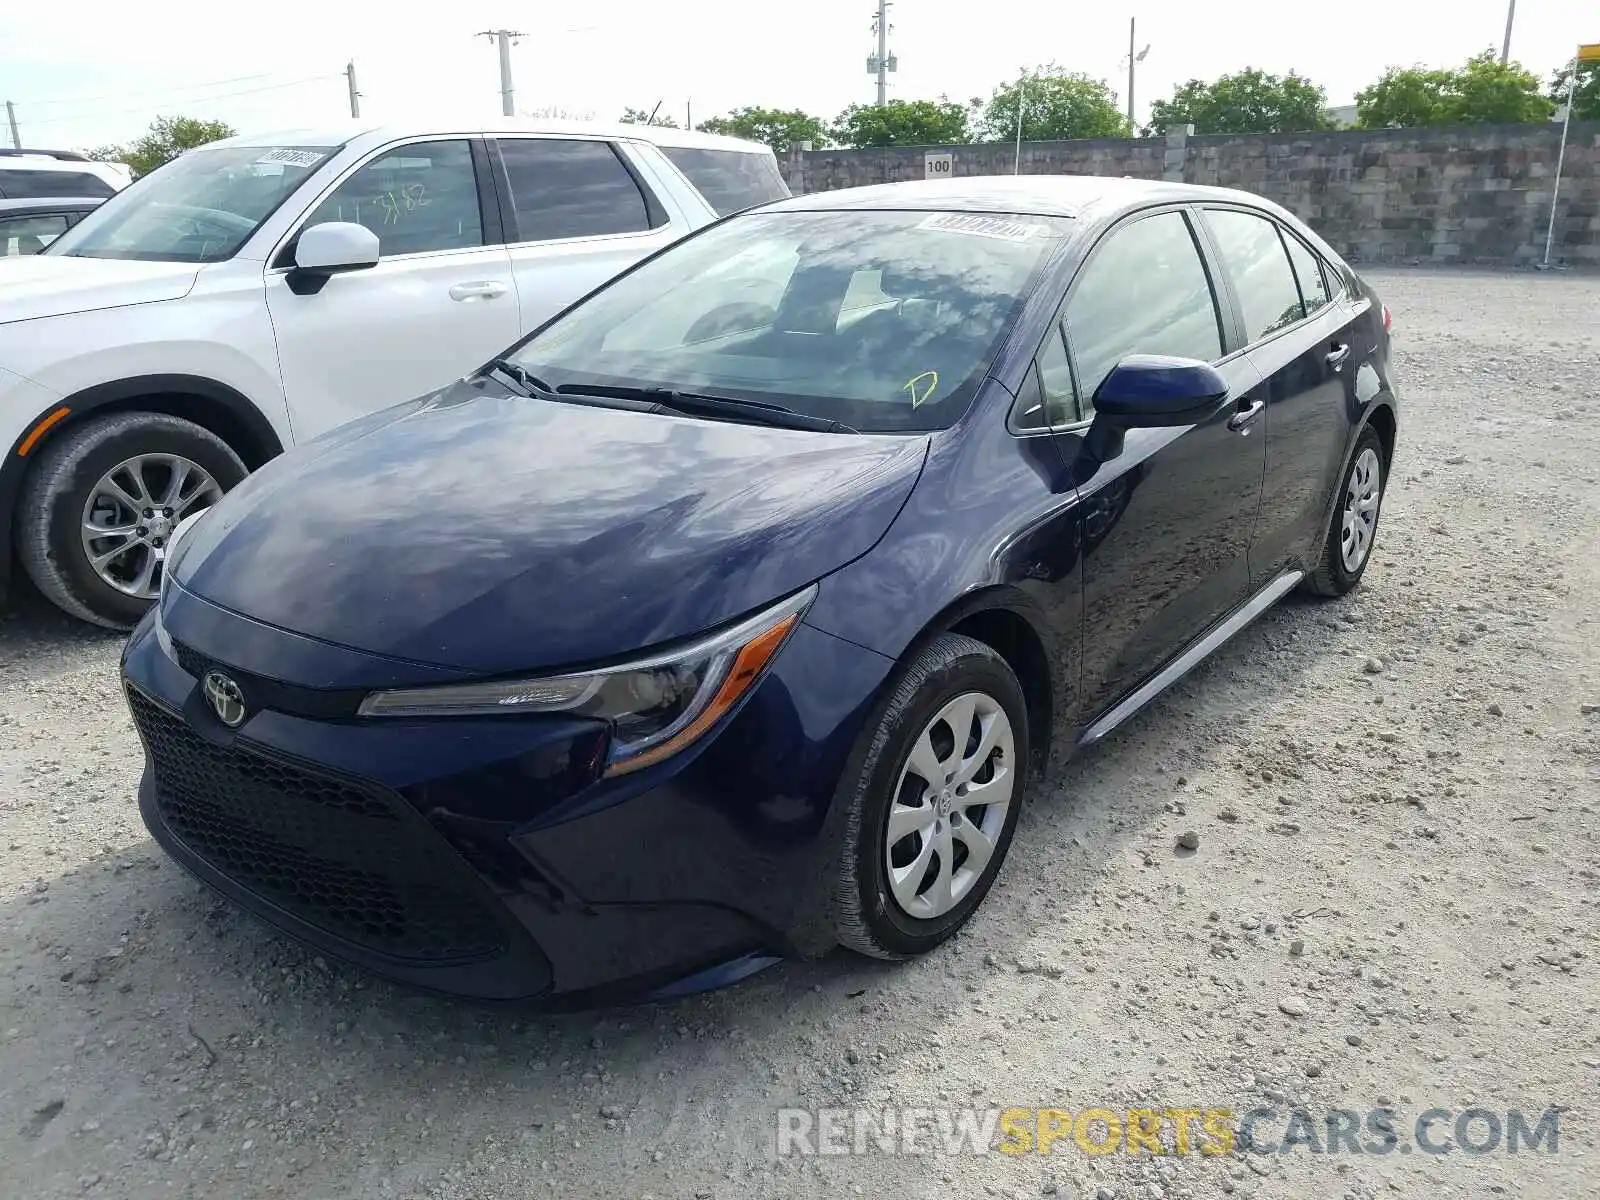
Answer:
1076, 568, 1304, 748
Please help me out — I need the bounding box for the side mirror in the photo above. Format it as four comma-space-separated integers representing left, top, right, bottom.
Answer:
287, 222, 379, 294
1083, 355, 1230, 460
1092, 355, 1230, 426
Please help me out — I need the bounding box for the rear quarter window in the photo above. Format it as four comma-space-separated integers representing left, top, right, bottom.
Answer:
661, 147, 790, 216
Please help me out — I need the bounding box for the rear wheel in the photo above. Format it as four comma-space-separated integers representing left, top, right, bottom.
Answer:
1303, 426, 1386, 598
833, 633, 1030, 959
16, 411, 247, 629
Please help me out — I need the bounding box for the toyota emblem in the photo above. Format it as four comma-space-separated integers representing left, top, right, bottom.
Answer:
202, 671, 247, 728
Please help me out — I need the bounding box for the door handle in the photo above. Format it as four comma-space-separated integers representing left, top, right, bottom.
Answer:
448, 281, 509, 301
1325, 342, 1351, 371
1227, 398, 1265, 433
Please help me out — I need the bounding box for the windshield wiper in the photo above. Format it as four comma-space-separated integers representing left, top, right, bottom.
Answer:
484, 360, 664, 414
556, 383, 857, 434
483, 358, 556, 397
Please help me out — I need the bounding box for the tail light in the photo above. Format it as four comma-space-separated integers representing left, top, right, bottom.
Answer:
1382, 304, 1392, 333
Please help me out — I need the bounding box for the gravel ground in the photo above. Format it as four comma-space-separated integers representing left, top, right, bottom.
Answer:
2, 268, 1598, 1200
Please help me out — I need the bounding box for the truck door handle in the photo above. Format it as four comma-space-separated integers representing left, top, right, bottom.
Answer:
448, 281, 509, 301
1227, 398, 1265, 433
1326, 343, 1351, 371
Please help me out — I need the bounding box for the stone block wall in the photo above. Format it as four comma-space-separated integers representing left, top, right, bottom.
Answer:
780, 121, 1600, 266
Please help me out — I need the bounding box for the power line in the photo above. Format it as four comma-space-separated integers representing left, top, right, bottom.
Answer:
17, 73, 282, 109
22, 74, 343, 128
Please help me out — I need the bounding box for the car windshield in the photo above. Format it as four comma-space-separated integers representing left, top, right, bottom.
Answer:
510, 208, 1072, 433
45, 145, 334, 263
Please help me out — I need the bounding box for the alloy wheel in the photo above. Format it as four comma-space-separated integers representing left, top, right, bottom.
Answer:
884, 691, 1016, 920
79, 453, 222, 598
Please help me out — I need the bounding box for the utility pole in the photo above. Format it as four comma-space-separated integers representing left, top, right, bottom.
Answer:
5, 101, 20, 150
1128, 19, 1136, 130
1125, 19, 1150, 133
1014, 75, 1025, 174
866, 0, 896, 107
345, 61, 361, 119
477, 29, 526, 117
1500, 0, 1515, 63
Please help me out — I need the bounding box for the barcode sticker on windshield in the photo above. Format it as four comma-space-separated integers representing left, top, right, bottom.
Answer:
255, 149, 325, 168
914, 213, 1046, 242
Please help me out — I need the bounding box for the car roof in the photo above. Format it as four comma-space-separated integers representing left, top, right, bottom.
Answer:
0, 196, 104, 213
768, 174, 1283, 221
203, 119, 777, 157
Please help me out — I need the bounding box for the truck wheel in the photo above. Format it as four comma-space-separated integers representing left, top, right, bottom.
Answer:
16, 411, 247, 629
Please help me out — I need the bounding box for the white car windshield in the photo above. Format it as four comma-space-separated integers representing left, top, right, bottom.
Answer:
46, 145, 334, 263
511, 208, 1072, 433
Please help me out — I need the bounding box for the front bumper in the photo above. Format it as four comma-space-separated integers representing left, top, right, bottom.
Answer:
121, 590, 895, 1004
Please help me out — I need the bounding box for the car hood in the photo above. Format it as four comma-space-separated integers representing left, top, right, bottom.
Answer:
174, 380, 928, 674
0, 255, 200, 324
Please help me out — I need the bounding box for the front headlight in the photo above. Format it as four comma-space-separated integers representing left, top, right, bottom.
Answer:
158, 508, 209, 598
357, 584, 816, 776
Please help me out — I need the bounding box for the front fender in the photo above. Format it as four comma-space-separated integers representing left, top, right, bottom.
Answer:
804, 413, 1085, 759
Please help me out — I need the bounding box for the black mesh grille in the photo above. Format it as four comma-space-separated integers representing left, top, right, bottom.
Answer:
171, 639, 208, 680
128, 687, 507, 963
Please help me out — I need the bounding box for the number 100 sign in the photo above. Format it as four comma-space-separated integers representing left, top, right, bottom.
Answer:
924, 152, 953, 179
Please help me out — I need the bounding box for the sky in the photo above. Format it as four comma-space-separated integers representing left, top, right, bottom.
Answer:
0, 1, 1592, 152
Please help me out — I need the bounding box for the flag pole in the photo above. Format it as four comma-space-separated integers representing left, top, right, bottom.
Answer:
1541, 50, 1580, 269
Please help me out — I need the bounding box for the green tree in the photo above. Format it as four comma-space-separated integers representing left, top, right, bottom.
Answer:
1148, 68, 1332, 134
89, 115, 236, 178
1449, 51, 1554, 123
830, 98, 973, 148
978, 66, 1128, 142
1549, 59, 1600, 122
1358, 50, 1555, 127
696, 106, 830, 154
1354, 66, 1455, 127
619, 106, 679, 128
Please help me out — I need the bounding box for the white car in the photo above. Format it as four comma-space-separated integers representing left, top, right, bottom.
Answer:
0, 120, 789, 627
0, 149, 131, 199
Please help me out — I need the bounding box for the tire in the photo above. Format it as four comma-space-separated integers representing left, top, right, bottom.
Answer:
833, 632, 1032, 960
1302, 426, 1387, 598
16, 411, 248, 629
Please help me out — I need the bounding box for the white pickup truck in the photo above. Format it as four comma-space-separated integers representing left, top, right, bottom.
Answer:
0, 119, 789, 627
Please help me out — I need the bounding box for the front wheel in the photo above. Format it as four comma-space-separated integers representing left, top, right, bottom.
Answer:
1303, 426, 1386, 598
16, 411, 247, 629
832, 633, 1031, 959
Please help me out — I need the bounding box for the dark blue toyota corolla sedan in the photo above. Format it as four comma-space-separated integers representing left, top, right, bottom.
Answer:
121, 175, 1398, 1004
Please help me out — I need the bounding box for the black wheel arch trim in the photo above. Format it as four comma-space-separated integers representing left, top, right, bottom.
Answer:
0, 373, 283, 596
1313, 396, 1399, 560
894, 583, 1067, 777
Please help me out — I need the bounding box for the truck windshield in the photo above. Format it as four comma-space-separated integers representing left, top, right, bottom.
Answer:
46, 145, 333, 263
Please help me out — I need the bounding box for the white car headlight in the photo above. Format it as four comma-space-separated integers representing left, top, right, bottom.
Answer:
357, 584, 816, 776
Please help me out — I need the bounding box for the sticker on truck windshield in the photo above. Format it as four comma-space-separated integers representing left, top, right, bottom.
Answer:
254, 149, 326, 168
914, 213, 1047, 242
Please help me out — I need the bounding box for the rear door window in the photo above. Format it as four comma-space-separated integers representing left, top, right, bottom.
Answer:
497, 139, 657, 242
1204, 208, 1306, 342
660, 146, 790, 216
0, 169, 115, 198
